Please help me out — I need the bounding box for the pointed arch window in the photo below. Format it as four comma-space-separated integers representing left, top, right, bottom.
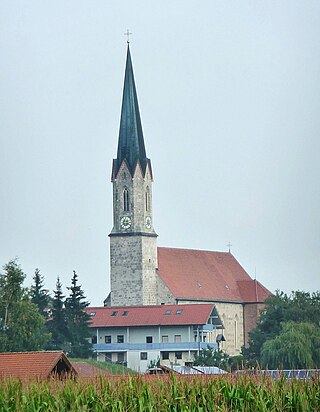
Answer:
123, 187, 129, 211
145, 186, 150, 212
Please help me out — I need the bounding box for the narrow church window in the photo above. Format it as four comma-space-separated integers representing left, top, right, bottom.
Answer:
123, 188, 129, 211
145, 186, 150, 211
234, 315, 238, 349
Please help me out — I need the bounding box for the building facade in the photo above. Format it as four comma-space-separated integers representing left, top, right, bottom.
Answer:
87, 304, 222, 373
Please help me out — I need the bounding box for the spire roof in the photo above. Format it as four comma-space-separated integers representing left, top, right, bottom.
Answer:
113, 45, 151, 178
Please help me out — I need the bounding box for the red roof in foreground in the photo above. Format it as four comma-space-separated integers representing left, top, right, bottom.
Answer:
0, 351, 76, 379
86, 304, 215, 328
157, 247, 271, 303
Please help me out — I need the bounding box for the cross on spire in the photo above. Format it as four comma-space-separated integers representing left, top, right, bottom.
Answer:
124, 29, 132, 44
227, 241, 232, 253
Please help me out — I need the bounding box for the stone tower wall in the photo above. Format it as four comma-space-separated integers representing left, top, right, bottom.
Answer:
110, 161, 158, 306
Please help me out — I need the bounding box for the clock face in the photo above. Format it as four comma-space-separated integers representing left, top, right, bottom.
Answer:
120, 216, 132, 229
145, 216, 152, 229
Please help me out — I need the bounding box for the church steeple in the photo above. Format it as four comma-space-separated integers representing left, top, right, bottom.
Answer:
112, 45, 151, 179
109, 44, 158, 307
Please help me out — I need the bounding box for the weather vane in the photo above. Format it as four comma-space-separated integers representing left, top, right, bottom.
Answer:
124, 29, 132, 44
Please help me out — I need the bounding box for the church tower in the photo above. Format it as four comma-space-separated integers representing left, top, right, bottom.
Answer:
109, 45, 158, 306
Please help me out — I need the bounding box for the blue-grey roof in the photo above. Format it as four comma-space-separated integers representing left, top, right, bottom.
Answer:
113, 45, 151, 178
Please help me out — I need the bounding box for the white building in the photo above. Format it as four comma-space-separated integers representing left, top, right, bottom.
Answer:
87, 303, 223, 373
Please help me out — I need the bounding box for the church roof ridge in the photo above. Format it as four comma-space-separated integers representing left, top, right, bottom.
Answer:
113, 45, 151, 178
157, 246, 232, 255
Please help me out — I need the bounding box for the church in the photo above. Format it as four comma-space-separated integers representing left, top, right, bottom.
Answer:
92, 45, 271, 359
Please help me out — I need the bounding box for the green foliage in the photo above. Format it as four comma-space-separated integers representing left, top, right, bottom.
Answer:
261, 321, 320, 369
244, 290, 320, 365
0, 375, 319, 411
0, 260, 50, 351
46, 277, 69, 350
65, 271, 92, 358
194, 346, 229, 369
30, 268, 50, 316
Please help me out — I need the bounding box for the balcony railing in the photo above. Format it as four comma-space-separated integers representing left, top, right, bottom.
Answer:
92, 341, 217, 352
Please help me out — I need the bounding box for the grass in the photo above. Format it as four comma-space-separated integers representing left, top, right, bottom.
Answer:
69, 358, 136, 375
0, 374, 319, 411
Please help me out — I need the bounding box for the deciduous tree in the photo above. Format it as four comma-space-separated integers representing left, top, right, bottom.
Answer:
261, 322, 320, 369
0, 260, 50, 351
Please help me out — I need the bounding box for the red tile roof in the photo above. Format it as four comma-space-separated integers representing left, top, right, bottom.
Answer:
86, 303, 214, 328
0, 351, 76, 379
157, 247, 272, 303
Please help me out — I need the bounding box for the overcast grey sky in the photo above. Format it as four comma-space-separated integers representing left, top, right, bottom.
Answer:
1, 1, 319, 305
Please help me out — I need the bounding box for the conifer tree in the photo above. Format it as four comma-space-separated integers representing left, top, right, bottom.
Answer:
47, 277, 68, 350
65, 270, 92, 358
30, 268, 50, 317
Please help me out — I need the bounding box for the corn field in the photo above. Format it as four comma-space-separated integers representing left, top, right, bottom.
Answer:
0, 374, 319, 411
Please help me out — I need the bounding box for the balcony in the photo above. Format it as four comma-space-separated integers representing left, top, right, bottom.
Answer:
92, 341, 217, 352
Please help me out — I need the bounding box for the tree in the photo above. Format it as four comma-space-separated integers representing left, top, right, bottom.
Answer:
0, 260, 50, 352
194, 346, 230, 370
47, 277, 68, 350
243, 290, 320, 364
261, 322, 320, 369
30, 268, 50, 316
65, 271, 92, 358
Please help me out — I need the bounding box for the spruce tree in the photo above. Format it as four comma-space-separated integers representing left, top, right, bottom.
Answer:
65, 270, 92, 358
47, 277, 68, 350
30, 268, 50, 317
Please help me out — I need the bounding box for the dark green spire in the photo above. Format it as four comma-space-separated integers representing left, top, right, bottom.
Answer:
113, 45, 151, 178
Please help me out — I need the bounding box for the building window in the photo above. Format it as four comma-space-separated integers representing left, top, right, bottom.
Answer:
111, 311, 118, 316
176, 309, 182, 315
174, 335, 181, 343
162, 335, 168, 343
122, 311, 128, 316
175, 352, 182, 360
123, 188, 129, 211
140, 352, 148, 360
117, 352, 125, 363
162, 351, 169, 360
117, 335, 124, 343
91, 336, 97, 344
145, 187, 150, 211
105, 335, 111, 344
89, 311, 96, 317
165, 310, 171, 315
146, 336, 153, 343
